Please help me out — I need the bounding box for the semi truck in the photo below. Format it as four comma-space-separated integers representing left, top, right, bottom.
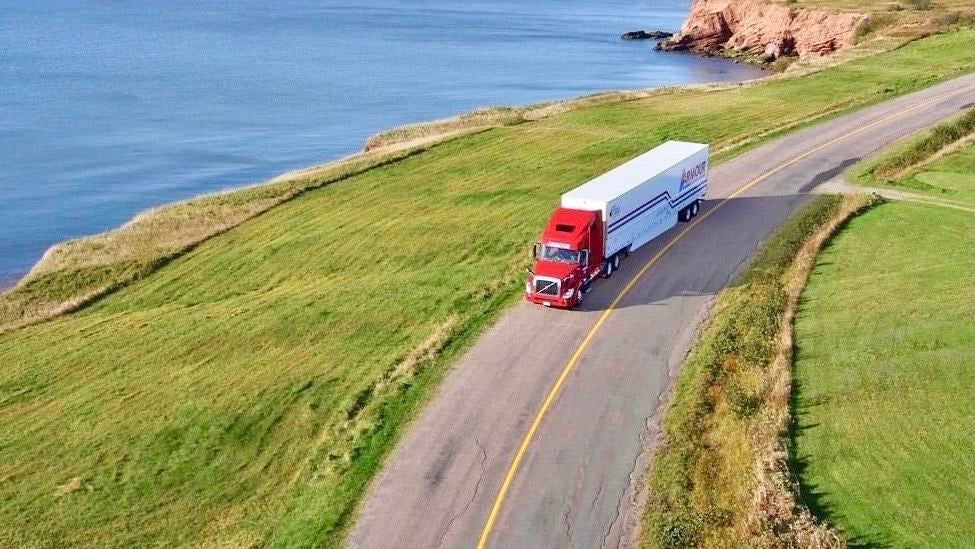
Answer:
525, 140, 709, 308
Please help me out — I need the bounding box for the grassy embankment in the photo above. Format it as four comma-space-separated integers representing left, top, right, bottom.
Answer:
0, 141, 495, 335
790, 118, 974, 547
850, 107, 975, 205
640, 191, 877, 548
0, 30, 971, 548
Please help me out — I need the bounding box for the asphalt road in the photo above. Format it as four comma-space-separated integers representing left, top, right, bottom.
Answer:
348, 73, 975, 549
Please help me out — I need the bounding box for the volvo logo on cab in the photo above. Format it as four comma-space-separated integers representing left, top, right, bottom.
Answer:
679, 161, 707, 191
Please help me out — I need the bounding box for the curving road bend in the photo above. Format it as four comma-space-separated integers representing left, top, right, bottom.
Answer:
347, 73, 975, 549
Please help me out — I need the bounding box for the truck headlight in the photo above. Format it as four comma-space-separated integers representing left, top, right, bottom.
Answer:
563, 287, 575, 299
526, 281, 532, 294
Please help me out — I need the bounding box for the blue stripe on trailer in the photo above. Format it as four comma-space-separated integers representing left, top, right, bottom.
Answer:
606, 180, 707, 235
607, 179, 706, 231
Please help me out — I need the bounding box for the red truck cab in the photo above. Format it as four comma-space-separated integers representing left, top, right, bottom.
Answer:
525, 208, 605, 308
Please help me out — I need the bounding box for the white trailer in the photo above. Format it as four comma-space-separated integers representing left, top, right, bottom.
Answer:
561, 140, 709, 259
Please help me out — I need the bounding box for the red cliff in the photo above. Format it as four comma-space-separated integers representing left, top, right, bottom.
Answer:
660, 0, 864, 61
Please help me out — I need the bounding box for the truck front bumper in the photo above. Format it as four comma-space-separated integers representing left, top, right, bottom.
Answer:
526, 292, 577, 309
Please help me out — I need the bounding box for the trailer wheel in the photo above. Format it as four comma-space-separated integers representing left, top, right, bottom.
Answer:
603, 259, 614, 279
611, 253, 621, 270
678, 206, 690, 222
690, 200, 700, 217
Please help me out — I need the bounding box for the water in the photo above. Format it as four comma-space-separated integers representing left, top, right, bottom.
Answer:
0, 0, 763, 285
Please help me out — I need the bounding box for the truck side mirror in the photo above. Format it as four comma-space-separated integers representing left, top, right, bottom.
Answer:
531, 242, 541, 261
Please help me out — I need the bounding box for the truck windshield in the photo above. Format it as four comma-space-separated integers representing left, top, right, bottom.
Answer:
541, 246, 580, 263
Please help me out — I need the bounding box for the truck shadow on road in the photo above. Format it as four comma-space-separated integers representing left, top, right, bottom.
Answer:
798, 157, 861, 193
572, 192, 814, 313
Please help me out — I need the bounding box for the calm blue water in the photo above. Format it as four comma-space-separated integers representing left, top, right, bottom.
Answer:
0, 0, 763, 285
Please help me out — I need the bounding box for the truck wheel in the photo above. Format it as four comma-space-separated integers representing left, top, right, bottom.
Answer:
612, 253, 621, 270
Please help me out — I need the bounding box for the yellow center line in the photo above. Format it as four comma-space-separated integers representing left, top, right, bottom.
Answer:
475, 83, 974, 549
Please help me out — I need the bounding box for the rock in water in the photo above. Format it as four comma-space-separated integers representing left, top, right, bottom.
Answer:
621, 30, 673, 40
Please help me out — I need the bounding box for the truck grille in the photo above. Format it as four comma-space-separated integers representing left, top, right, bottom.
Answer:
534, 278, 560, 296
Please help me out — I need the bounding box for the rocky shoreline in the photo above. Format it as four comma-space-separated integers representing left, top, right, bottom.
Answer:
656, 0, 864, 62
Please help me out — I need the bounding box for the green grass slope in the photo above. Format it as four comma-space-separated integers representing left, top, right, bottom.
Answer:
904, 140, 975, 204
0, 30, 972, 548
791, 147, 975, 547
850, 107, 974, 202
874, 139, 975, 205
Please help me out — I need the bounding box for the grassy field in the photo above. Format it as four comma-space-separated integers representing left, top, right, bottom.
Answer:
790, 145, 974, 547
0, 30, 972, 548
